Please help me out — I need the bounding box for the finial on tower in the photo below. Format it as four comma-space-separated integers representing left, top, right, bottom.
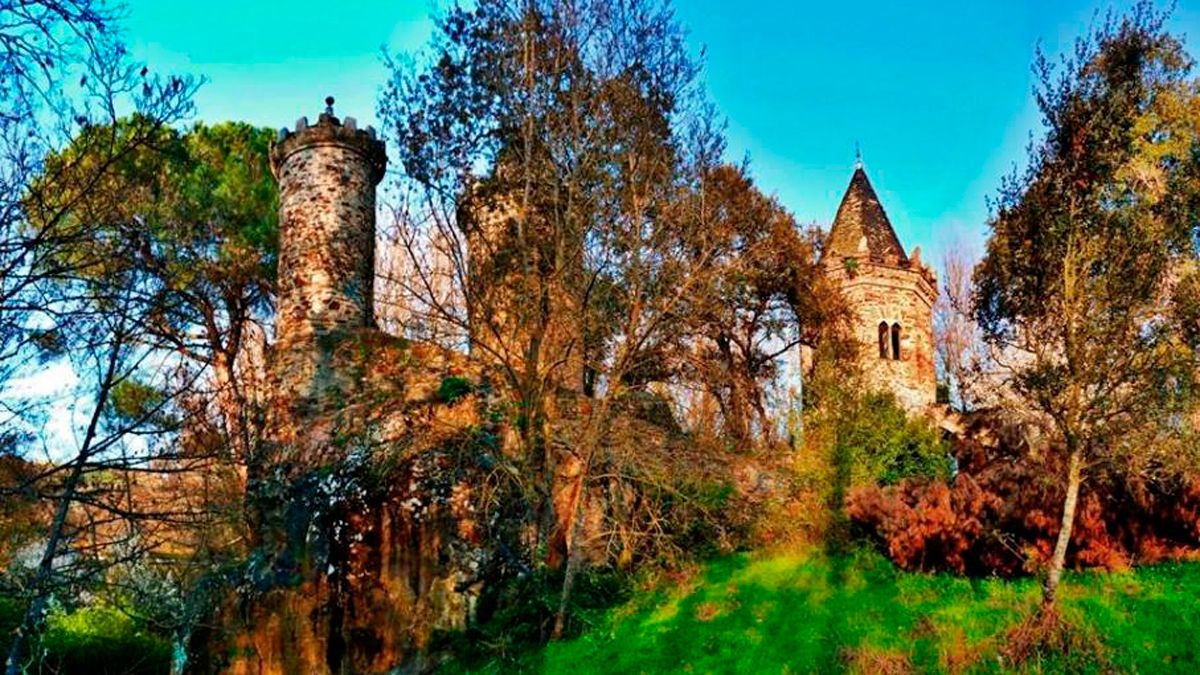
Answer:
854, 141, 863, 170
324, 95, 335, 116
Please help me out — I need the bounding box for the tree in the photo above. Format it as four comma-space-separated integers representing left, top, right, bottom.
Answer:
2, 118, 277, 670
933, 237, 989, 411
679, 164, 842, 448
0, 3, 203, 667
4, 258, 194, 674
0, 2, 194, 411
384, 0, 853, 642
973, 2, 1200, 611
385, 0, 846, 639
37, 120, 278, 471
382, 0, 718, 561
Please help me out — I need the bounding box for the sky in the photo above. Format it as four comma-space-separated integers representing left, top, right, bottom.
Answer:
17, 0, 1200, 453
121, 0, 1200, 261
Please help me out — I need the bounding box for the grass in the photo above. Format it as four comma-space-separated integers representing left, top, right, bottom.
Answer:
486, 548, 1200, 674
0, 598, 172, 675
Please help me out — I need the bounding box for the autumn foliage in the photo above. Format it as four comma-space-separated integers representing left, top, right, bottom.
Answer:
848, 413, 1200, 575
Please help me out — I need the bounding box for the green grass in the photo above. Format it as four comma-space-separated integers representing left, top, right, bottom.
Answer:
489, 549, 1200, 674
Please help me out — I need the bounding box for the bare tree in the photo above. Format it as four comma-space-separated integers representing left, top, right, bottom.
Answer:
933, 235, 989, 411
4, 247, 208, 673
0, 2, 204, 668
382, 0, 712, 560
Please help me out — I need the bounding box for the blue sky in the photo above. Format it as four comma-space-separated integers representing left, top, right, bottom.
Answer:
123, 0, 1200, 261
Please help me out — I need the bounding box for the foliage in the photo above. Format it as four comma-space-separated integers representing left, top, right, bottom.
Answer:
107, 379, 176, 430
436, 566, 634, 673
802, 380, 950, 499
849, 413, 1200, 576
972, 1, 1200, 607
754, 359, 951, 557
0, 598, 19, 655
0, 1, 194, 410
0, 118, 275, 670
478, 548, 1200, 674
385, 0, 835, 637
438, 375, 474, 403
0, 598, 173, 675
38, 604, 173, 675
835, 392, 951, 487
676, 164, 844, 447
33, 118, 278, 465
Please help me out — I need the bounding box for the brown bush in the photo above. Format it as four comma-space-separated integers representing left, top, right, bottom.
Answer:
848, 412, 1200, 575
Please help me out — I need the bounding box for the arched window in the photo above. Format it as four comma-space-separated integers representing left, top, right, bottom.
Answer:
891, 323, 902, 361
878, 322, 889, 359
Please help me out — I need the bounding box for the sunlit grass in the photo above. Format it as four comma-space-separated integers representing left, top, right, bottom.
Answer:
513, 549, 1200, 674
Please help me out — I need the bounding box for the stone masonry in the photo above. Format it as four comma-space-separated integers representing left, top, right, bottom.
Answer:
269, 98, 387, 407
821, 164, 938, 410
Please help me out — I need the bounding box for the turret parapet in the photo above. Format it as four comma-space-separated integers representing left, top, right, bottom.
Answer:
271, 96, 387, 185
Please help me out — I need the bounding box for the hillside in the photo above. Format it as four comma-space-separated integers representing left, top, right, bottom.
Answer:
489, 549, 1200, 674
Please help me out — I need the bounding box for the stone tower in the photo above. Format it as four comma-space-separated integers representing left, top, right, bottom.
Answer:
821, 163, 937, 410
461, 181, 587, 393
269, 97, 386, 404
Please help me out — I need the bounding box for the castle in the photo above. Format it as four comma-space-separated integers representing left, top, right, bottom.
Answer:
195, 100, 939, 673
820, 161, 938, 411
267, 99, 937, 421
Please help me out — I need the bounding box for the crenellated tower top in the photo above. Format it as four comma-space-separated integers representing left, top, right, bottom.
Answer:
271, 96, 387, 185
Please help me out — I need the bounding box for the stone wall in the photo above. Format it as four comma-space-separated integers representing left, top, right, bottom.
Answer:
826, 260, 937, 410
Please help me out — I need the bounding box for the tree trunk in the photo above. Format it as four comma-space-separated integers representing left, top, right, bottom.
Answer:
550, 395, 612, 640
212, 349, 251, 465
1042, 444, 1083, 610
551, 490, 585, 641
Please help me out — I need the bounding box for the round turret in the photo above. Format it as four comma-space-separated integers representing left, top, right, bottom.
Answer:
271, 97, 387, 348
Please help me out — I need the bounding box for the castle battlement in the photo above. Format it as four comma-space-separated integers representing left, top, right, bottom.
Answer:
272, 104, 386, 184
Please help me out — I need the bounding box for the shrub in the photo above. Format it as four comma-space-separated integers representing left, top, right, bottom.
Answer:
0, 599, 173, 675
435, 566, 633, 672
763, 388, 951, 550
848, 412, 1200, 575
438, 375, 474, 403
39, 604, 173, 675
835, 392, 951, 486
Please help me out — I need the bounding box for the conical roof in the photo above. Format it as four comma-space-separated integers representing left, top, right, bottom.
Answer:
824, 167, 908, 266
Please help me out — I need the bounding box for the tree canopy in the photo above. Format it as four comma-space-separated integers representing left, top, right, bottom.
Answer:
974, 1, 1200, 609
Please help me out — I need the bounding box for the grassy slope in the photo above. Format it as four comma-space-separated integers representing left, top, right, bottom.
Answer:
525, 550, 1200, 674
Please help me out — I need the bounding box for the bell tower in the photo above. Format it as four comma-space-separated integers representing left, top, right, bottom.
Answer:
821, 160, 937, 410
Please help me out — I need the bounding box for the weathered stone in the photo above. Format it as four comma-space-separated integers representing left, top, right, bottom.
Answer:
821, 166, 937, 411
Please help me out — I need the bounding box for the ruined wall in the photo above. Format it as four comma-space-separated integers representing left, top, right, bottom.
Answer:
189, 340, 510, 674
826, 260, 937, 410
